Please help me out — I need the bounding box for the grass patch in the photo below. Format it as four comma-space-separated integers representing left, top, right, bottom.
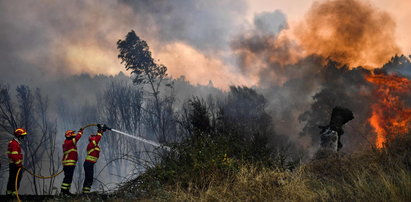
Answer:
114, 133, 411, 201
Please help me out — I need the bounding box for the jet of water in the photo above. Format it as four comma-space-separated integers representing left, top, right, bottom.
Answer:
111, 129, 170, 150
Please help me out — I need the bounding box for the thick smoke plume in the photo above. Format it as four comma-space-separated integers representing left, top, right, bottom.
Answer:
0, 0, 249, 89
295, 0, 400, 68
231, 0, 408, 153
233, 0, 402, 87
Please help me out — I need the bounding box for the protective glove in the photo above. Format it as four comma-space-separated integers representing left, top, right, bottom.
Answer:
102, 124, 111, 131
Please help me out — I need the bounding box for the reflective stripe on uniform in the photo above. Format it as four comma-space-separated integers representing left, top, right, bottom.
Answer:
92, 140, 97, 146
6, 190, 17, 195
63, 149, 78, 165
86, 155, 98, 162
61, 183, 71, 189
7, 151, 19, 154
87, 147, 100, 154
83, 187, 91, 193
8, 158, 22, 164
62, 159, 77, 166
63, 160, 76, 163
64, 148, 77, 154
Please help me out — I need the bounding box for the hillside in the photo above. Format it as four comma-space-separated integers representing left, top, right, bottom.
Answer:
112, 132, 411, 201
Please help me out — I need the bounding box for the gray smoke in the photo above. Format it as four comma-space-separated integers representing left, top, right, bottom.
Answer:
121, 0, 246, 53
229, 1, 409, 155
0, 0, 248, 88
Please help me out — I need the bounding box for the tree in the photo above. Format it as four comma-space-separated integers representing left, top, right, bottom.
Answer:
0, 85, 59, 195
99, 81, 144, 182
117, 30, 167, 87
219, 86, 274, 162
117, 30, 173, 143
0, 85, 18, 132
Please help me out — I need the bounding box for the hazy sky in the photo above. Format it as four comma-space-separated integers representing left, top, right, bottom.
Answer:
1, 0, 410, 89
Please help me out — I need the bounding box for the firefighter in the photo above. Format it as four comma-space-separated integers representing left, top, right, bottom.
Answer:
319, 106, 354, 152
60, 128, 84, 195
6, 128, 27, 195
82, 124, 108, 193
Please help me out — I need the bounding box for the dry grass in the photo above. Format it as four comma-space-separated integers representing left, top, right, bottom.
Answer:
166, 165, 315, 202
112, 134, 411, 202
157, 148, 411, 202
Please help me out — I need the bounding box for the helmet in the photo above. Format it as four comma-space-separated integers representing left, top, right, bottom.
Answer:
14, 128, 27, 137
65, 130, 76, 138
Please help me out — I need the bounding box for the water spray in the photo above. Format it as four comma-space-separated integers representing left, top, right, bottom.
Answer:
110, 128, 170, 150
111, 129, 158, 147
83, 124, 170, 150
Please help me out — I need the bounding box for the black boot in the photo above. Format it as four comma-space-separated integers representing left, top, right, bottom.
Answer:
60, 188, 73, 196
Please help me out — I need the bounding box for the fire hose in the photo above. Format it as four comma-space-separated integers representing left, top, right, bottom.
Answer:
12, 123, 167, 201
13, 123, 100, 202
15, 167, 64, 202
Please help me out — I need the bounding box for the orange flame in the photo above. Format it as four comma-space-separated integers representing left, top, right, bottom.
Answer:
366, 74, 411, 148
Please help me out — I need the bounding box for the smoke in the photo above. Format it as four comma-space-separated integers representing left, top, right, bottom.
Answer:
233, 0, 402, 88
295, 0, 400, 68
232, 10, 306, 86
0, 0, 135, 86
0, 0, 251, 89
121, 0, 246, 53
0, 0, 406, 91
157, 42, 255, 88
230, 0, 409, 153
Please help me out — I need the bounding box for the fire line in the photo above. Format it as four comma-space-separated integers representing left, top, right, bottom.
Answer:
366, 74, 411, 148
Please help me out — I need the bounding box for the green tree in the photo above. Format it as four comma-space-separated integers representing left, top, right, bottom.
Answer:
117, 30, 167, 87
117, 30, 172, 143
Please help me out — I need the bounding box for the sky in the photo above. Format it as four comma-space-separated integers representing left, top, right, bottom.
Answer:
1, 0, 410, 89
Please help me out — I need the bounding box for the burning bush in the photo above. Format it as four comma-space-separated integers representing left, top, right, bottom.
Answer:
366, 73, 411, 148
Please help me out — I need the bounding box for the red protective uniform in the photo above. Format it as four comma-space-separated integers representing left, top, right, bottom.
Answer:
62, 131, 83, 166
7, 138, 23, 167
85, 132, 103, 163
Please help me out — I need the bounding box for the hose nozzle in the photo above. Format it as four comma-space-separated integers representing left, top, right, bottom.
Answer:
97, 124, 111, 132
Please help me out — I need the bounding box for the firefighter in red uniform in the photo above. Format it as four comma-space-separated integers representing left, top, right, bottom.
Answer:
6, 128, 27, 195
82, 124, 108, 193
60, 129, 84, 195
